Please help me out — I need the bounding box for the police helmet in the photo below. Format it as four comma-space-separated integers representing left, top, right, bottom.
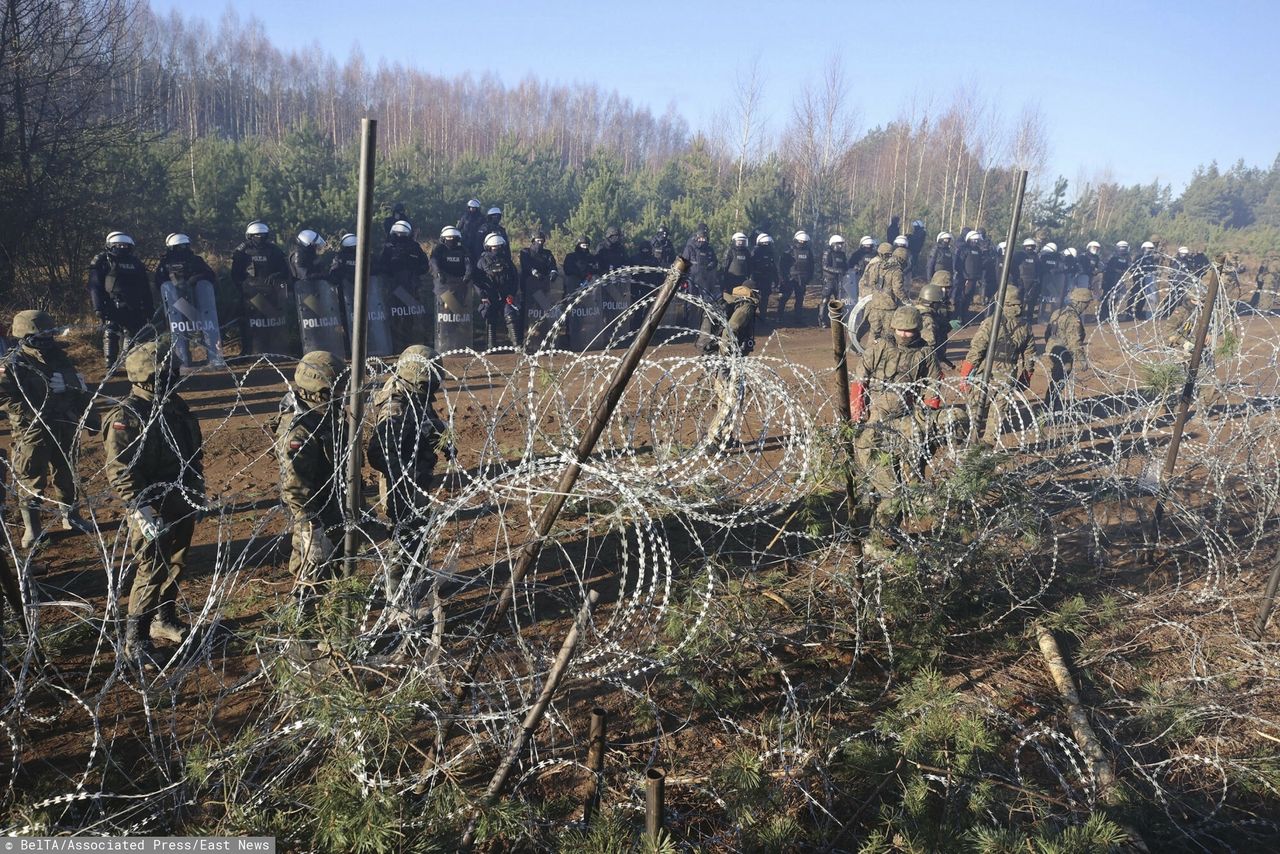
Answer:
390, 221, 412, 237
395, 344, 440, 391
440, 226, 462, 240
860, 236, 874, 248
657, 223, 669, 234
733, 231, 748, 244
1141, 240, 1155, 250
1177, 246, 1190, 256
891, 306, 921, 331
577, 235, 590, 248
893, 235, 908, 247
11, 310, 58, 339
1116, 240, 1130, 251
245, 221, 270, 237
294, 351, 345, 398
487, 206, 502, 216
1022, 238, 1037, 248
1043, 242, 1058, 253
1069, 287, 1093, 303
919, 284, 945, 304
165, 233, 191, 248
606, 225, 622, 239
756, 233, 773, 245
794, 231, 809, 242
340, 233, 358, 249
484, 233, 507, 248
997, 241, 1007, 252
1087, 240, 1101, 250
937, 231, 952, 242
965, 231, 981, 242
1064, 247, 1077, 257
106, 231, 135, 249
911, 220, 924, 228
828, 235, 844, 246
297, 229, 323, 248
467, 199, 481, 209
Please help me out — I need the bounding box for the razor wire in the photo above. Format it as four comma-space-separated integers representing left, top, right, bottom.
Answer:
1, 259, 1279, 848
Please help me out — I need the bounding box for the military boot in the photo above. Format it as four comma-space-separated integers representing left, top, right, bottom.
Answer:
151, 600, 188, 644
20, 502, 43, 549
124, 615, 156, 661
60, 506, 94, 535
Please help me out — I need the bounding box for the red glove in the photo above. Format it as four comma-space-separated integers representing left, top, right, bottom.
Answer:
505, 295, 515, 305
850, 382, 868, 422
958, 360, 974, 394
924, 395, 941, 410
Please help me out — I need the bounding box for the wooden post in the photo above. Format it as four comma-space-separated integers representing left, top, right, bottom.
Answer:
645, 767, 666, 845
582, 707, 608, 825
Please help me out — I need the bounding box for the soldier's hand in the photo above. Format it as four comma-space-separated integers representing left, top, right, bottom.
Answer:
48, 372, 67, 394
131, 506, 161, 542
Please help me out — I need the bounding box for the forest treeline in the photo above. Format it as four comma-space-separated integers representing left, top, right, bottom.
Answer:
2, 0, 1278, 313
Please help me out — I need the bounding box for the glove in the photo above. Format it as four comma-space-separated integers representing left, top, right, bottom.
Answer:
48, 372, 67, 393
924, 395, 942, 410
957, 360, 975, 394
949, 319, 962, 331
531, 268, 541, 278
850, 382, 868, 422
131, 506, 161, 542
303, 522, 335, 563
549, 269, 559, 281
479, 297, 491, 313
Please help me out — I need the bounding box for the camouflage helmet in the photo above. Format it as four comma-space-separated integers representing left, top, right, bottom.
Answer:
395, 344, 440, 390
892, 246, 909, 263
877, 242, 892, 257
125, 340, 175, 386
891, 306, 922, 331
919, 283, 946, 304
294, 350, 345, 397
11, 309, 57, 339
929, 269, 953, 287
1069, 287, 1093, 304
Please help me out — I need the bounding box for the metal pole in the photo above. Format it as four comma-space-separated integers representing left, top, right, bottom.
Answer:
645, 767, 666, 844
460, 591, 599, 850
582, 706, 608, 825
828, 299, 864, 577
343, 118, 377, 573
972, 170, 1029, 442
1155, 265, 1221, 506
413, 257, 691, 794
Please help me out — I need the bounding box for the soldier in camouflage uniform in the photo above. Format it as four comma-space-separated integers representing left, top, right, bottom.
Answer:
0, 310, 96, 548
1253, 255, 1277, 313
850, 305, 942, 549
958, 287, 1035, 445
276, 351, 347, 615
102, 342, 204, 659
861, 243, 909, 343
1044, 287, 1092, 413
368, 345, 450, 613
913, 280, 954, 369
704, 284, 759, 453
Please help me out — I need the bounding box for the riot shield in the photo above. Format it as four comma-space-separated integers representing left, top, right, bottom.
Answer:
345, 276, 394, 357
242, 274, 298, 356
522, 272, 559, 352
599, 275, 630, 346
434, 275, 473, 352
384, 270, 433, 352
566, 277, 604, 351
162, 276, 225, 367
294, 278, 347, 357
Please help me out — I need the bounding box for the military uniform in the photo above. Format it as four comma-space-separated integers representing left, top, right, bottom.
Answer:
102, 343, 203, 656
914, 281, 953, 369
0, 313, 96, 546
1044, 290, 1091, 412
850, 307, 942, 536
1253, 257, 1277, 312
959, 295, 1035, 444
368, 346, 448, 605
276, 352, 347, 612
861, 244, 909, 342
704, 286, 758, 452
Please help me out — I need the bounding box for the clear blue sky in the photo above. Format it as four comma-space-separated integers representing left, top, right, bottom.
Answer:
148, 0, 1280, 194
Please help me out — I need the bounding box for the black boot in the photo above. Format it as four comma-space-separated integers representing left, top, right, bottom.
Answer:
151, 599, 188, 644
124, 614, 155, 661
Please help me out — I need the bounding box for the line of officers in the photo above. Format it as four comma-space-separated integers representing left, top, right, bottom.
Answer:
0, 307, 449, 663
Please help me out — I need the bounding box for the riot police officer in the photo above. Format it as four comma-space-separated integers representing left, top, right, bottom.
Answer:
779, 231, 816, 323
595, 226, 629, 273
379, 221, 430, 277
458, 199, 485, 262
652, 224, 677, 266
231, 221, 291, 353
88, 232, 155, 366
820, 236, 849, 325
477, 207, 511, 264
289, 230, 328, 281
477, 233, 520, 347
750, 234, 779, 319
